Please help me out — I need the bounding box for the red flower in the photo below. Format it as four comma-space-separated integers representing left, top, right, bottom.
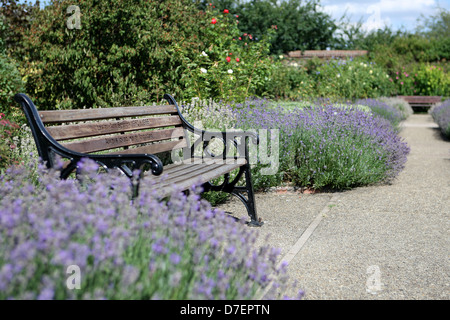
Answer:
226, 56, 231, 63
236, 58, 240, 62
238, 37, 242, 40
229, 52, 232, 56
223, 9, 229, 14
211, 18, 217, 24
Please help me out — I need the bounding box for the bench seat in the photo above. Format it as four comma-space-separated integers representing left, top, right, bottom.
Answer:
14, 93, 263, 226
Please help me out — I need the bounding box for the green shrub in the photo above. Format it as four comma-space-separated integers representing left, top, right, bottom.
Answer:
178, 4, 275, 102
413, 64, 450, 96
390, 63, 450, 96
202, 0, 338, 55
312, 58, 395, 99
0, 53, 24, 115
0, 112, 21, 171
265, 62, 315, 100
19, 0, 209, 109
18, 0, 274, 110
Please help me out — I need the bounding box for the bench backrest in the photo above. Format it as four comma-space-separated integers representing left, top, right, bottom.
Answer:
38, 105, 187, 156
14, 93, 189, 163
397, 95, 442, 107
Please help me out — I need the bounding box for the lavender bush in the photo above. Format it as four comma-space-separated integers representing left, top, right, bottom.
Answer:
232, 99, 410, 190
0, 158, 303, 300
378, 97, 414, 120
430, 99, 450, 138
355, 98, 405, 128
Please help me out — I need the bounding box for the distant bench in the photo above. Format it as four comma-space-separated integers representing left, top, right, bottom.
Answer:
14, 93, 264, 227
397, 96, 442, 110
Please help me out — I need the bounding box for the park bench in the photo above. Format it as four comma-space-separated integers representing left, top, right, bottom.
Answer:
14, 93, 263, 227
397, 95, 442, 110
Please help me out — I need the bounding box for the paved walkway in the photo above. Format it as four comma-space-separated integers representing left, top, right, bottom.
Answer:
219, 114, 450, 300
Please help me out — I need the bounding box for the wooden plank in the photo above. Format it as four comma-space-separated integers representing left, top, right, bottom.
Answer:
397, 96, 442, 103
62, 127, 185, 153
39, 105, 178, 123
147, 162, 244, 196
47, 116, 182, 140
107, 139, 187, 155
151, 163, 224, 185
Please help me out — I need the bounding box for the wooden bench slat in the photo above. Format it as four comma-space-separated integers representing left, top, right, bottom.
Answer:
148, 162, 244, 196
154, 159, 245, 187
39, 105, 178, 123
153, 163, 224, 185
62, 127, 185, 154
397, 96, 442, 108
47, 116, 182, 141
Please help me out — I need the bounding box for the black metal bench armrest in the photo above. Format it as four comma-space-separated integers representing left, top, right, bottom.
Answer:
163, 94, 259, 160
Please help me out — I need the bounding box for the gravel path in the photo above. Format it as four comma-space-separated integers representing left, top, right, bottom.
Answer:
218, 114, 450, 300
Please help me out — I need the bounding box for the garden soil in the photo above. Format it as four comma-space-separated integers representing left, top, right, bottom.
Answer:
218, 114, 449, 300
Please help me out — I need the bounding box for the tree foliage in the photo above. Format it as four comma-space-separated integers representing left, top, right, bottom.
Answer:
0, 0, 40, 55
18, 0, 209, 109
199, 0, 337, 54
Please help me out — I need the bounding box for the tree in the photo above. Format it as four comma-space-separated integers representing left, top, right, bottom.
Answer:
19, 0, 208, 109
0, 0, 40, 56
415, 7, 450, 39
199, 0, 338, 54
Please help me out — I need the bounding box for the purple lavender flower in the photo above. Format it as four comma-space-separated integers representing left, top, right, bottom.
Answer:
430, 99, 450, 138
1, 156, 301, 300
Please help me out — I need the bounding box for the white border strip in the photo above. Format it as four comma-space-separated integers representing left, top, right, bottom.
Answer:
256, 194, 340, 299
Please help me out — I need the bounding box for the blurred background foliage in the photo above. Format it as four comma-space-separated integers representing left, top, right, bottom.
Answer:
0, 0, 448, 115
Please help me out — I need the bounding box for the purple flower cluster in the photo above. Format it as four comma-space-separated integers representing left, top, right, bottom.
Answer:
355, 98, 405, 126
430, 99, 450, 138
231, 99, 410, 188
0, 158, 302, 300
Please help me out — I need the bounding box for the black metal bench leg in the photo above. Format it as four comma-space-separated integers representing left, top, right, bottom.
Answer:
244, 165, 263, 227
230, 165, 263, 227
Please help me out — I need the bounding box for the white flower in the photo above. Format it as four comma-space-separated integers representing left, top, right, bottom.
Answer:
227, 69, 233, 74
337, 74, 340, 78
200, 68, 207, 74
201, 51, 208, 57
369, 70, 373, 74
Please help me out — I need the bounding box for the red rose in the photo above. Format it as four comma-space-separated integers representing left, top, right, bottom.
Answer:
226, 56, 231, 63
238, 37, 242, 40
236, 58, 240, 62
211, 18, 217, 24
224, 9, 229, 14
229, 52, 232, 56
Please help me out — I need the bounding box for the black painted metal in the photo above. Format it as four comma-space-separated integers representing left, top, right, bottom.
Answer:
14, 93, 263, 226
14, 93, 163, 183
164, 94, 263, 226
